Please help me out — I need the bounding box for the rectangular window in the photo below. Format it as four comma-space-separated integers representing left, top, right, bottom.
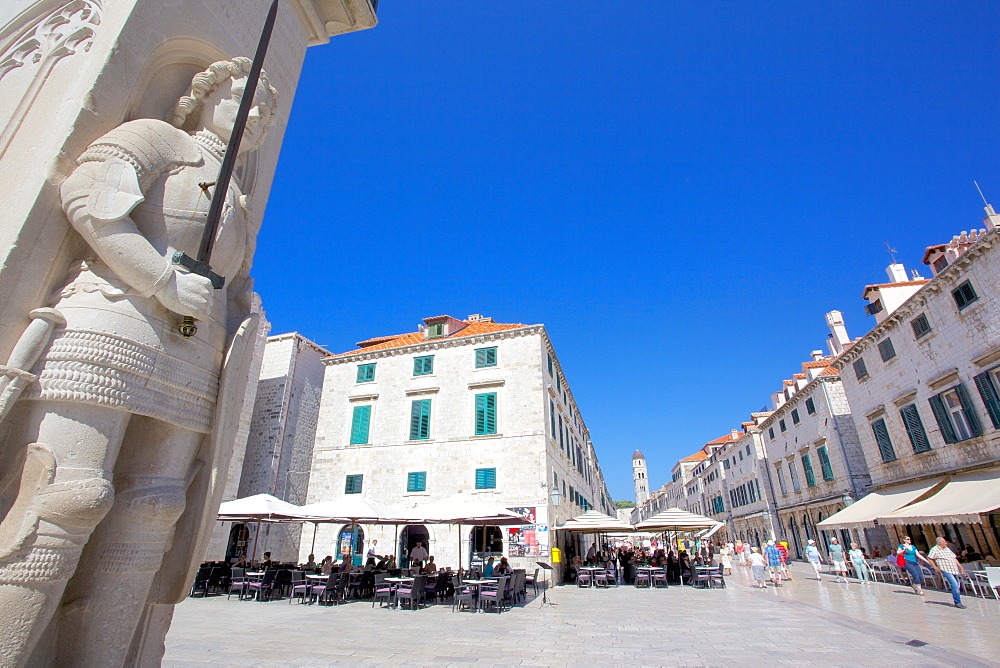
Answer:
475, 392, 497, 435
409, 399, 431, 440
817, 445, 834, 481
933, 256, 949, 273
349, 405, 371, 445
899, 403, 931, 453
768, 427, 774, 439
930, 385, 981, 443
789, 461, 801, 491
871, 418, 896, 462
805, 397, 816, 415
413, 355, 434, 376
791, 409, 800, 425
911, 313, 931, 339
952, 281, 978, 310
779, 419, 786, 432
877, 338, 896, 362
974, 370, 1000, 429
547, 353, 553, 376
345, 474, 363, 494
356, 363, 376, 383
475, 467, 496, 489
776, 464, 788, 495
426, 323, 445, 338
550, 400, 558, 445
407, 471, 426, 492
853, 358, 868, 381
802, 453, 816, 486
475, 347, 497, 368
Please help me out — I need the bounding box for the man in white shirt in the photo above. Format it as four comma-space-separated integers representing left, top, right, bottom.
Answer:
409, 541, 429, 568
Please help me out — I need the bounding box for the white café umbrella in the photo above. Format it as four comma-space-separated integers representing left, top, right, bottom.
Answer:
296, 497, 409, 558
635, 507, 722, 533
554, 509, 635, 533
216, 493, 304, 563
396, 494, 529, 571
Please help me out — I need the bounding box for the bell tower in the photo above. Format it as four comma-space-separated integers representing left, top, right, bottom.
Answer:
632, 450, 649, 505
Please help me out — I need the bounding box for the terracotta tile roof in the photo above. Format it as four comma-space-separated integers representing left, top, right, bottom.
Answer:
680, 451, 708, 462
705, 433, 741, 446
802, 360, 832, 368
862, 280, 929, 298
820, 366, 840, 376
783, 379, 794, 386
334, 318, 532, 356
922, 244, 947, 264
793, 373, 806, 379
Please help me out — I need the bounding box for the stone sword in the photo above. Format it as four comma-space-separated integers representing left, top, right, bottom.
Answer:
172, 0, 279, 337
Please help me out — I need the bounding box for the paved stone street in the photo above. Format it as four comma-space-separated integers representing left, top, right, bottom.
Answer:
164, 563, 999, 666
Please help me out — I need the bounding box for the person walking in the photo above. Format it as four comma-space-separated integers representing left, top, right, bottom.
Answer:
763, 540, 783, 586
848, 543, 870, 584
748, 547, 768, 588
828, 537, 848, 583
736, 541, 747, 567
928, 537, 966, 608
719, 544, 733, 575
896, 535, 934, 596
776, 542, 791, 580
805, 539, 824, 580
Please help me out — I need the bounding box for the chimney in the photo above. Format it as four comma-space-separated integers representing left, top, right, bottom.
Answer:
985, 204, 1000, 232
810, 350, 824, 361
886, 263, 908, 283
730, 429, 740, 440
825, 311, 850, 355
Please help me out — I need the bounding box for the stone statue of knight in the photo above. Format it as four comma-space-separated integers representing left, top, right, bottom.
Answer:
0, 57, 277, 666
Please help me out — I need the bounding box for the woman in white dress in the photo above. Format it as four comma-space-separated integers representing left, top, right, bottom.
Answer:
719, 545, 733, 574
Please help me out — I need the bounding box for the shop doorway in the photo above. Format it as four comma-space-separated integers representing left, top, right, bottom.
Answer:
469, 526, 503, 569
399, 524, 429, 568
226, 523, 250, 562
337, 525, 365, 566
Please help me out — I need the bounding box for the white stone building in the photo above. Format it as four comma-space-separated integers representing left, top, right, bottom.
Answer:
211, 332, 331, 563
632, 449, 649, 505
826, 215, 1000, 556
301, 314, 612, 580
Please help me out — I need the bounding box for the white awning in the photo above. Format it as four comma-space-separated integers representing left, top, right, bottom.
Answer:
877, 468, 1000, 525
815, 478, 947, 529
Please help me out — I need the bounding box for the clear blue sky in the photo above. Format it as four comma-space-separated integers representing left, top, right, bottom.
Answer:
256, 2, 1000, 502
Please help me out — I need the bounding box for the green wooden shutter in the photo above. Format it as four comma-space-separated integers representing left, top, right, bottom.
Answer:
350, 406, 371, 445
476, 347, 497, 368
817, 446, 834, 481
345, 474, 363, 494
407, 471, 426, 492
871, 418, 896, 462
899, 404, 931, 453
974, 372, 1000, 429
955, 384, 982, 437
475, 393, 496, 435
409, 399, 431, 440
475, 468, 496, 489
357, 363, 375, 382
928, 394, 958, 443
801, 454, 814, 487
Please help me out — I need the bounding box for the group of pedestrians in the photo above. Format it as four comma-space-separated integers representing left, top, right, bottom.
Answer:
757, 533, 970, 609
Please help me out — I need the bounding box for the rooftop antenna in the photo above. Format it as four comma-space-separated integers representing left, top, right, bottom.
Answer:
974, 180, 996, 215
884, 241, 898, 264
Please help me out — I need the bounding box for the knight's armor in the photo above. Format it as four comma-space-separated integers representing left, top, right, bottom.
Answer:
23, 119, 253, 433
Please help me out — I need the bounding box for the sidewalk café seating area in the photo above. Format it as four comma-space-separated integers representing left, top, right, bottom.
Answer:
193, 563, 534, 612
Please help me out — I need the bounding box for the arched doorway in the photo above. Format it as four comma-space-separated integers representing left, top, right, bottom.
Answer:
226, 523, 249, 562
337, 525, 365, 566
399, 524, 429, 568
469, 526, 503, 569
789, 517, 802, 559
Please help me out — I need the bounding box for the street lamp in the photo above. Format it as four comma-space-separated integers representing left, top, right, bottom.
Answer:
549, 485, 562, 507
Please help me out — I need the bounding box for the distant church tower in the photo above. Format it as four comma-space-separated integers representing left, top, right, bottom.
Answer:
632, 450, 649, 505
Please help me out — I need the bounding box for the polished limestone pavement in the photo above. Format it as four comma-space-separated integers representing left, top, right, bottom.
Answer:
163, 563, 999, 666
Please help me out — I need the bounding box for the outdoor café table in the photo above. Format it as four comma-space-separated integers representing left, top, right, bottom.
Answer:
461, 579, 495, 611
384, 577, 414, 608
695, 566, 721, 588
579, 566, 604, 587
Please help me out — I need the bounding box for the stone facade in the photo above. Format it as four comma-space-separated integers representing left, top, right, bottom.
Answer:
211, 332, 330, 563
834, 221, 1000, 556
302, 316, 612, 581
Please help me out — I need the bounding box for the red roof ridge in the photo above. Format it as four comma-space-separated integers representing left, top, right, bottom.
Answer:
333, 321, 534, 357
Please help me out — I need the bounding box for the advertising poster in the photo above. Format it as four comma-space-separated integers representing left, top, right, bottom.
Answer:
506, 507, 540, 558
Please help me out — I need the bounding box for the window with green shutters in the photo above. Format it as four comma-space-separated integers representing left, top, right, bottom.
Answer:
952, 281, 978, 310
409, 399, 431, 440
475, 392, 497, 435
550, 400, 557, 446
817, 445, 835, 481
805, 397, 816, 415
911, 313, 932, 339
356, 363, 376, 383
929, 385, 981, 442
871, 418, 896, 462
801, 453, 816, 486
791, 409, 800, 425
407, 471, 426, 492
345, 474, 363, 494
853, 358, 868, 381
413, 355, 434, 376
475, 467, 496, 489
426, 323, 445, 338
899, 403, 931, 453
349, 405, 371, 445
547, 353, 553, 376
974, 369, 1000, 429
877, 338, 896, 362
475, 347, 497, 368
